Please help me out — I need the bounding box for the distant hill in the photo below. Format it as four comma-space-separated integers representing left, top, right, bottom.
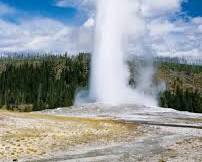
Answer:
157, 62, 202, 113
158, 62, 202, 92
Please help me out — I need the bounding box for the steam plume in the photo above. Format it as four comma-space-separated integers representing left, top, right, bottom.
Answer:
76, 0, 159, 106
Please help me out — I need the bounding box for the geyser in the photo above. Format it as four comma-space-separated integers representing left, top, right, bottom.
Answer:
89, 0, 130, 104
76, 0, 158, 106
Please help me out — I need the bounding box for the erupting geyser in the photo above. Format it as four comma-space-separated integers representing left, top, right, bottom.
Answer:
76, 0, 158, 106
89, 0, 131, 104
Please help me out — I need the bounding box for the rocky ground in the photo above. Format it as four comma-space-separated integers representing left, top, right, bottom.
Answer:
0, 104, 202, 162
0, 110, 139, 162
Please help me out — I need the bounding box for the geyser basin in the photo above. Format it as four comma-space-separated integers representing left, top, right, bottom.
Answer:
43, 104, 202, 127
2, 105, 201, 161
39, 104, 202, 161
0, 110, 139, 161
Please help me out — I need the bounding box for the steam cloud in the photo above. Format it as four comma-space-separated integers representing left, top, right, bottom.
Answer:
75, 0, 160, 106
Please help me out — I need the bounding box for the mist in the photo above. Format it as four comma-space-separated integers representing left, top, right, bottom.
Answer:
75, 0, 160, 106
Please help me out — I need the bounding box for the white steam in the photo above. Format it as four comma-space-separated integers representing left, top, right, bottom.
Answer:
75, 0, 160, 106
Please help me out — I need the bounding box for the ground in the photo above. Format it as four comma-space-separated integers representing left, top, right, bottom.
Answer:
0, 104, 202, 162
0, 110, 139, 162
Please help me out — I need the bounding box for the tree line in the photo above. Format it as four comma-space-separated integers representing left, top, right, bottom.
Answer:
0, 54, 201, 113
0, 53, 90, 111
160, 79, 202, 113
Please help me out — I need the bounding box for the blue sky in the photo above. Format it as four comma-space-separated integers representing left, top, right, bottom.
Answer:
0, 0, 87, 25
0, 0, 201, 57
0, 0, 201, 24
182, 0, 202, 17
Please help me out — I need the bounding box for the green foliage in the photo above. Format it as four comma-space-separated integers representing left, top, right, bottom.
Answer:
158, 62, 202, 74
0, 54, 201, 113
157, 60, 202, 113
0, 53, 90, 111
160, 78, 202, 113
128, 57, 202, 113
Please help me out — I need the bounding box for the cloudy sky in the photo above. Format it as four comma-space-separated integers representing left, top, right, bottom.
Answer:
0, 0, 202, 57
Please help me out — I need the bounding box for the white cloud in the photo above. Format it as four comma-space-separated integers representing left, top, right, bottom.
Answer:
198, 25, 202, 33
141, 0, 184, 17
0, 17, 94, 54
0, 1, 94, 54
56, 0, 95, 8
55, 0, 95, 16
55, 0, 184, 18
192, 17, 202, 24
0, 0, 201, 58
150, 20, 178, 36
54, 0, 201, 58
121, 0, 202, 58
148, 18, 202, 57
83, 17, 94, 27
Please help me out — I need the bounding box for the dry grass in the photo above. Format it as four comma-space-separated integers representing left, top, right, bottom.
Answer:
0, 110, 139, 161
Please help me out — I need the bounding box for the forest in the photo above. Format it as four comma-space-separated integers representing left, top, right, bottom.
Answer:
0, 53, 90, 111
158, 62, 202, 113
0, 53, 201, 113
